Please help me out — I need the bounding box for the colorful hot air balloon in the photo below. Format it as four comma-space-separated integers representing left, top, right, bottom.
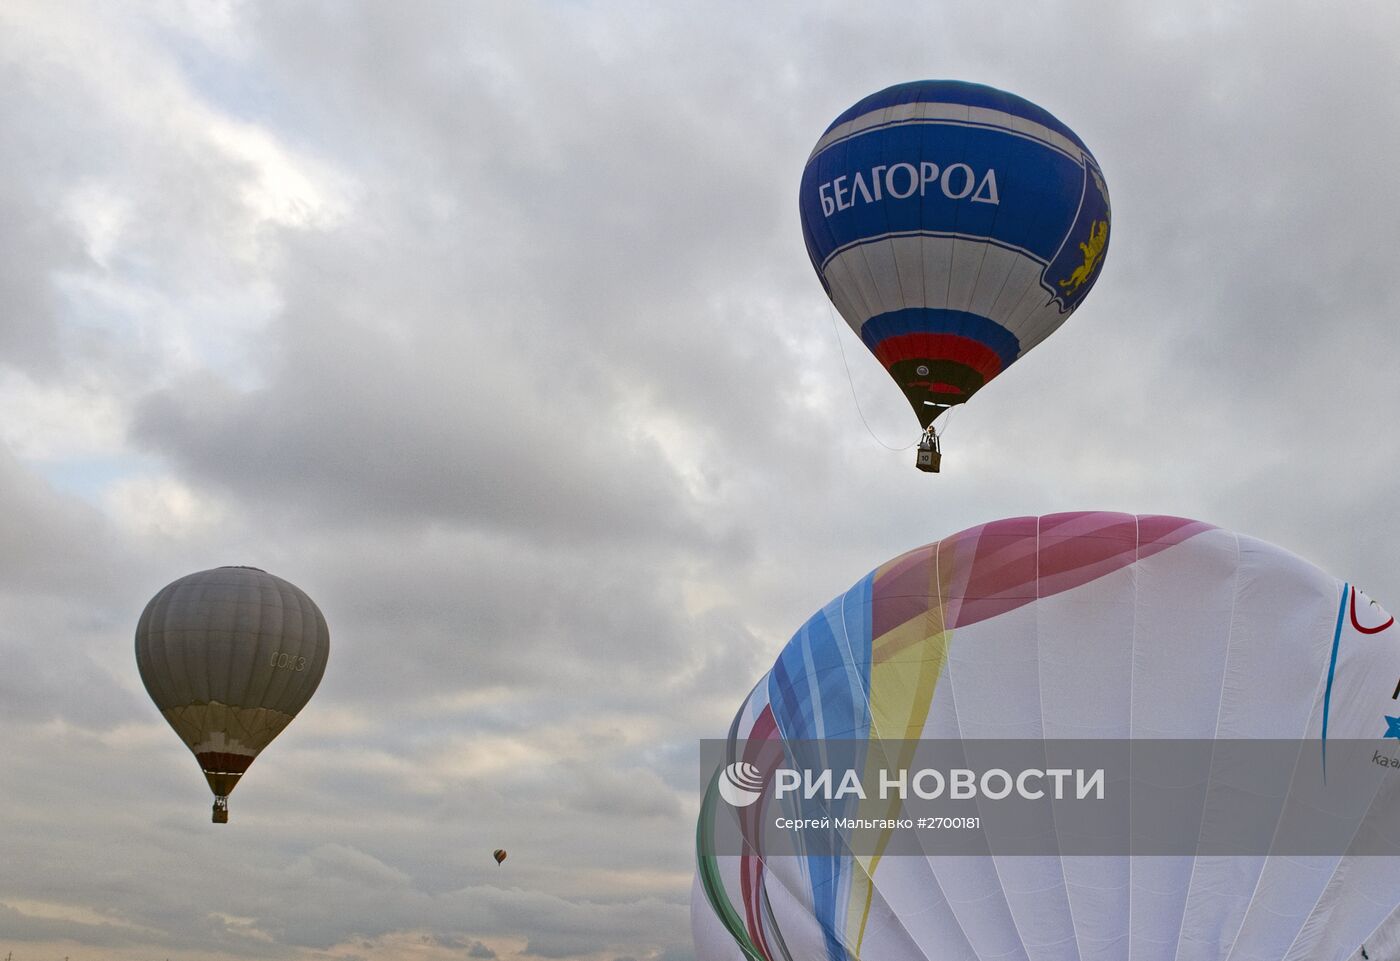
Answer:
799, 81, 1110, 470
135, 566, 329, 823
493, 849, 508, 865
694, 512, 1399, 961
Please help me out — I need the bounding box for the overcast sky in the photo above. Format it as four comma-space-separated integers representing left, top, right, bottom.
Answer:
1, 2, 1398, 960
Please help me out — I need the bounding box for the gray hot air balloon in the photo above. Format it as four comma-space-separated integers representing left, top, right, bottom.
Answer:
135, 566, 329, 823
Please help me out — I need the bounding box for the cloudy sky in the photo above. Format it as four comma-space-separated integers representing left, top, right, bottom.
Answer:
2, 1, 1398, 959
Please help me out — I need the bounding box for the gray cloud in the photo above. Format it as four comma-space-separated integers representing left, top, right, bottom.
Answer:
1, 2, 1398, 961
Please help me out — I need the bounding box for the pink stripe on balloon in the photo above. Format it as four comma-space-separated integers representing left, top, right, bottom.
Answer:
873, 513, 1215, 639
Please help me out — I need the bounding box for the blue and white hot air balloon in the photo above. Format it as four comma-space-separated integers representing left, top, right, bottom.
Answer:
799, 81, 1110, 467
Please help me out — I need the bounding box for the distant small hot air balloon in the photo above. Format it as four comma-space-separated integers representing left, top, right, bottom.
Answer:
799, 80, 1111, 471
493, 849, 508, 865
135, 566, 329, 823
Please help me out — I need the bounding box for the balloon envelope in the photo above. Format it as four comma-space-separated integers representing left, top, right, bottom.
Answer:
694, 512, 1398, 961
493, 849, 507, 865
799, 81, 1110, 427
135, 566, 329, 820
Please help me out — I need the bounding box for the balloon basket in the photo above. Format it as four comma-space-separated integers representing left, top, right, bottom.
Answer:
212, 797, 229, 824
916, 428, 941, 473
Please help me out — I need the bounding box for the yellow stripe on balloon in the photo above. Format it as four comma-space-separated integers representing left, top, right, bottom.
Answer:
851, 559, 952, 954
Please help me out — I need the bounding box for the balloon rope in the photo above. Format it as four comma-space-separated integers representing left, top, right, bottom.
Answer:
825, 301, 917, 452
937, 402, 958, 443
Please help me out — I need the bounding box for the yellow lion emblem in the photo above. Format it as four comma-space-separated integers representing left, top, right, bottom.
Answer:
1058, 219, 1108, 294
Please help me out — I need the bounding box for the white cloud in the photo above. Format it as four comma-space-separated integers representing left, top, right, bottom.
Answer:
105, 472, 233, 541
0, 2, 1397, 960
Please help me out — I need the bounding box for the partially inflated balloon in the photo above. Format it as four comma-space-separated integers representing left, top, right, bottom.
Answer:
135, 566, 329, 823
799, 81, 1110, 428
694, 512, 1398, 961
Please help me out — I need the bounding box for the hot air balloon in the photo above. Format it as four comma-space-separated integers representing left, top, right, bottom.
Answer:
493, 849, 507, 865
694, 512, 1399, 961
799, 82, 1111, 471
135, 566, 329, 823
